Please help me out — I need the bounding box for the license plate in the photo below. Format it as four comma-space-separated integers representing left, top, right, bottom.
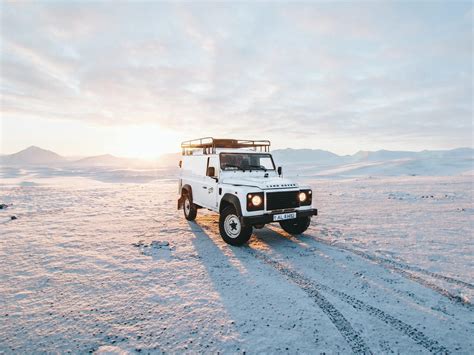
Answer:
273, 212, 297, 221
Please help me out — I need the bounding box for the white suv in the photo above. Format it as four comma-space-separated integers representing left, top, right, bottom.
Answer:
177, 138, 317, 245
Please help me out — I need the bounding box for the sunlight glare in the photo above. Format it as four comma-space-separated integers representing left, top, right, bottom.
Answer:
109, 124, 180, 159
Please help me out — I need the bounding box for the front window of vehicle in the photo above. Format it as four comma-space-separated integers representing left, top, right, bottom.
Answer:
220, 153, 275, 171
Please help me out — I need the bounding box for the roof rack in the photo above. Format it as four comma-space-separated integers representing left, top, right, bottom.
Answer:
181, 137, 271, 155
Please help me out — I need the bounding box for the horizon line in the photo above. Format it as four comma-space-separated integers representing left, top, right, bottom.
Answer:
2, 144, 473, 161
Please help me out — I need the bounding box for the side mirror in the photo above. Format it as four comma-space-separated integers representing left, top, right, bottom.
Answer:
178, 160, 182, 168
277, 166, 282, 176
207, 166, 216, 177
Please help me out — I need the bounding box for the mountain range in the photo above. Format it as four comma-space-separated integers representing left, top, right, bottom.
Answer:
273, 147, 473, 176
0, 146, 163, 168
1, 145, 473, 177
1, 146, 65, 165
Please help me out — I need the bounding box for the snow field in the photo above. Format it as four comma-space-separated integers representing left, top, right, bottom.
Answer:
0, 176, 472, 353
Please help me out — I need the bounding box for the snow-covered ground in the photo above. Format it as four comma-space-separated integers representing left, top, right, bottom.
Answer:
0, 175, 473, 353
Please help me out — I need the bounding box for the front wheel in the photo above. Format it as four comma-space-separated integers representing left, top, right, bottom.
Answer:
219, 206, 252, 246
279, 216, 311, 235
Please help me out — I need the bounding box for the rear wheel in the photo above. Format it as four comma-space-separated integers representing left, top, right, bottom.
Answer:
279, 216, 311, 235
183, 193, 197, 221
219, 206, 252, 246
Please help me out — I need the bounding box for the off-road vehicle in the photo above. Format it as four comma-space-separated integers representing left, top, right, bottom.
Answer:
177, 138, 317, 245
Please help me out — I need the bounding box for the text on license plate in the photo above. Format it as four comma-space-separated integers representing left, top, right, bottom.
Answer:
273, 212, 297, 221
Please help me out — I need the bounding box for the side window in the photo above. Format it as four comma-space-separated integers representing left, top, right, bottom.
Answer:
207, 156, 218, 178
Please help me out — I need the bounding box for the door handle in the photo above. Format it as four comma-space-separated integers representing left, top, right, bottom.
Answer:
202, 186, 207, 189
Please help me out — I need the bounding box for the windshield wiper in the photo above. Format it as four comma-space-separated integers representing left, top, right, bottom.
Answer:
223, 164, 244, 171
247, 165, 267, 171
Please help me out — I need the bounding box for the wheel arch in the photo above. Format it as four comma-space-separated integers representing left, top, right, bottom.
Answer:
181, 184, 193, 199
178, 184, 193, 210
219, 193, 243, 216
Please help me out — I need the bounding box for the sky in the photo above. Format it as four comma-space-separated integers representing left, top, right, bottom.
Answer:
1, 1, 472, 158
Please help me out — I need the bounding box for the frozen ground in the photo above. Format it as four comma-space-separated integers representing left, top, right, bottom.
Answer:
0, 175, 473, 353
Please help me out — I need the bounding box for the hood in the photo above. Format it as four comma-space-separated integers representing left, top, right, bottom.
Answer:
221, 176, 299, 190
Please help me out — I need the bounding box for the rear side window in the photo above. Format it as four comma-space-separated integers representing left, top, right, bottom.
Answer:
182, 156, 208, 176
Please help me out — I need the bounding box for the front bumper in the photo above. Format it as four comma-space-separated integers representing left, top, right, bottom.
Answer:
241, 208, 318, 226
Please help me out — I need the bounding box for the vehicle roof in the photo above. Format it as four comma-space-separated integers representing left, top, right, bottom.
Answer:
181, 137, 270, 156
184, 148, 273, 156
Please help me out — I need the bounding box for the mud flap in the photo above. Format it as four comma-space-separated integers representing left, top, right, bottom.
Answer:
177, 196, 185, 210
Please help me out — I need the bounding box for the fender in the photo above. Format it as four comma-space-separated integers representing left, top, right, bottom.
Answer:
178, 184, 193, 210
220, 193, 243, 216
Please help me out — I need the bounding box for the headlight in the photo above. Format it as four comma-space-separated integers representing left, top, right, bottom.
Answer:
299, 189, 312, 206
247, 192, 264, 211
251, 194, 262, 206
298, 192, 307, 202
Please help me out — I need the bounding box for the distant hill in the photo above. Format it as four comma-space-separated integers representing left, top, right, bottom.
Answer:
71, 154, 138, 167
351, 149, 418, 162
0, 147, 149, 168
157, 152, 181, 167
272, 148, 345, 164
0, 146, 66, 165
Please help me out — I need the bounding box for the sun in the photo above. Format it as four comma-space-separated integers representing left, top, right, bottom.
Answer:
108, 124, 180, 160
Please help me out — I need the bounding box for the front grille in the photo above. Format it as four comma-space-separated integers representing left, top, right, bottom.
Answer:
266, 191, 299, 211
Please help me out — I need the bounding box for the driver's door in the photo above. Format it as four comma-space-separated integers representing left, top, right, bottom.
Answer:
201, 156, 219, 210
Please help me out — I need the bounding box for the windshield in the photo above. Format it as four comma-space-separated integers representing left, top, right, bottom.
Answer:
220, 153, 275, 171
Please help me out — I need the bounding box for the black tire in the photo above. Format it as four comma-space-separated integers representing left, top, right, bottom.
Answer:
183, 193, 197, 221
279, 216, 311, 235
219, 206, 252, 246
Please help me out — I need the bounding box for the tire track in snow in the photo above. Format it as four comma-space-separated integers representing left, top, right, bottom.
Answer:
246, 247, 450, 354
193, 218, 372, 353
244, 247, 373, 355
316, 242, 472, 307
317, 227, 474, 290
301, 228, 473, 307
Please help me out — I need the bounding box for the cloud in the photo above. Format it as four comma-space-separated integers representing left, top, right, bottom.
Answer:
1, 1, 472, 153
